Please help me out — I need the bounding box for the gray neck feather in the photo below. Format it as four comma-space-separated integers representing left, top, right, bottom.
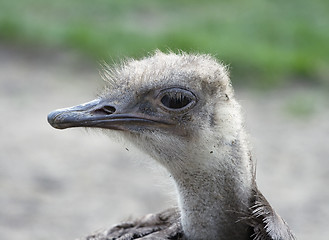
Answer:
171, 139, 254, 240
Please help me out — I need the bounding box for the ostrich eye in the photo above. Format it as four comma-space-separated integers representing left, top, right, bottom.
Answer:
161, 93, 191, 109
158, 88, 196, 111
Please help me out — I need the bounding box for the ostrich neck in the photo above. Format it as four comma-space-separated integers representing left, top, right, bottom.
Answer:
171, 143, 254, 240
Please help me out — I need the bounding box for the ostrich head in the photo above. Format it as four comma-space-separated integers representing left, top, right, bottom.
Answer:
48, 51, 246, 174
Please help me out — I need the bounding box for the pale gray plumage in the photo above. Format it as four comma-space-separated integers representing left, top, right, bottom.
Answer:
48, 51, 296, 240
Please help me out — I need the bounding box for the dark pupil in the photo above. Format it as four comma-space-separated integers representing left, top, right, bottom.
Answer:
161, 94, 191, 109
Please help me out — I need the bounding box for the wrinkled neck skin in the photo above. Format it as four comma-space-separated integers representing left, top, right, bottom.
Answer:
120, 120, 255, 240
173, 151, 253, 240
130, 129, 255, 240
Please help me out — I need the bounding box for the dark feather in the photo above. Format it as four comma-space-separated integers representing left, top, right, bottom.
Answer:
248, 188, 296, 240
82, 188, 296, 240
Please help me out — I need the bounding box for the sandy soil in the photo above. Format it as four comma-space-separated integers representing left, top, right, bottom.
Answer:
0, 45, 328, 240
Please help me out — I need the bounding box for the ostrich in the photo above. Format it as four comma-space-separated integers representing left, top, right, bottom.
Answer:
48, 51, 296, 240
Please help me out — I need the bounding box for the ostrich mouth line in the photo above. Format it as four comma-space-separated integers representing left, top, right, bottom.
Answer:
47, 100, 173, 130
48, 112, 171, 130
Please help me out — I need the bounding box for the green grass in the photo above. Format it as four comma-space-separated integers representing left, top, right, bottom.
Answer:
0, 0, 328, 87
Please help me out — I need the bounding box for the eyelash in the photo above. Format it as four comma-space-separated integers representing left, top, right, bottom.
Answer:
158, 88, 196, 111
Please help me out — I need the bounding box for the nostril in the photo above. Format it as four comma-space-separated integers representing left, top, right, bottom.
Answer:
103, 105, 116, 114
95, 105, 116, 115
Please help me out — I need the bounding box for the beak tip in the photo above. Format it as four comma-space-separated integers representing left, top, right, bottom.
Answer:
47, 110, 56, 126
48, 99, 102, 130
47, 110, 66, 129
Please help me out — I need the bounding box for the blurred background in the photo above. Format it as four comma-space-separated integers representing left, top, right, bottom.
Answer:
0, 1, 328, 240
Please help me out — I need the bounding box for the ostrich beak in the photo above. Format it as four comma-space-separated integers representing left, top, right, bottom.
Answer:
47, 99, 172, 131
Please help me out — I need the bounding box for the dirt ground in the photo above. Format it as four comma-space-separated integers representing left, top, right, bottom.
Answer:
0, 45, 328, 240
